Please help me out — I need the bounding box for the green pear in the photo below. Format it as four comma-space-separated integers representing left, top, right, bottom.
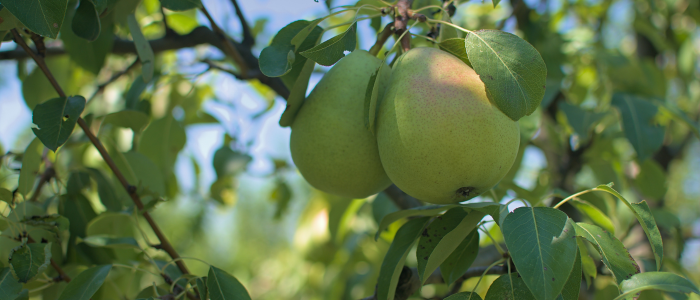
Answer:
290, 50, 392, 198
376, 47, 520, 204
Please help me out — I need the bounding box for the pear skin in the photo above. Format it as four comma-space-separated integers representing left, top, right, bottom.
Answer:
376, 47, 520, 204
290, 50, 392, 198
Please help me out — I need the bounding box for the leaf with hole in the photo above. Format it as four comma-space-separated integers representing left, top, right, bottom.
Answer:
501, 207, 577, 300
31, 96, 86, 151
300, 22, 357, 66
465, 30, 547, 121
9, 243, 52, 283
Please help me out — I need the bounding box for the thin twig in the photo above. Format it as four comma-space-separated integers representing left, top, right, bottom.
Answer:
369, 22, 395, 56
229, 0, 255, 46
200, 5, 249, 76
395, 0, 414, 52
88, 58, 141, 103
12, 26, 194, 284
28, 167, 55, 203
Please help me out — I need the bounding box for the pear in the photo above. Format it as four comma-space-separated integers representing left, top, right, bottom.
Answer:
376, 47, 520, 204
290, 50, 392, 198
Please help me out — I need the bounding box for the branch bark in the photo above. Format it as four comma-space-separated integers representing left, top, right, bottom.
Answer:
394, 0, 414, 52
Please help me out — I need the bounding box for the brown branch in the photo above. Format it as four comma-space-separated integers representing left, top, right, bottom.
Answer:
28, 166, 55, 203
13, 25, 194, 285
369, 22, 395, 56
230, 0, 255, 46
395, 0, 414, 52
200, 5, 249, 76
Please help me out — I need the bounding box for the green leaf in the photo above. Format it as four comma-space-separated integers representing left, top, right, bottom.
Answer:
0, 188, 12, 204
595, 185, 664, 271
259, 20, 323, 80
9, 242, 52, 283
127, 14, 155, 83
86, 168, 122, 211
72, 0, 100, 41
1, 0, 68, 38
86, 212, 133, 237
577, 237, 597, 287
375, 205, 456, 240
0, 267, 22, 299
300, 22, 357, 66
114, 151, 166, 197
611, 93, 664, 161
417, 207, 468, 282
0, 8, 23, 31
557, 248, 581, 300
445, 292, 483, 300
138, 116, 186, 178
196, 277, 208, 300
570, 199, 615, 234
125, 75, 149, 109
420, 210, 485, 284
438, 13, 461, 42
59, 194, 98, 238
21, 214, 70, 239
209, 176, 237, 205
102, 110, 150, 133
654, 99, 700, 138
438, 38, 471, 67
21, 56, 71, 110
377, 217, 430, 300
159, 0, 202, 11
493, 0, 501, 7
272, 180, 293, 219
372, 193, 399, 226
461, 202, 504, 224
485, 273, 536, 300
634, 159, 667, 201
558, 102, 606, 142
574, 222, 640, 284
465, 30, 547, 121
501, 207, 577, 300
212, 146, 251, 178
614, 272, 700, 300
363, 64, 382, 133
207, 266, 252, 300
18, 138, 44, 196
67, 171, 91, 195
541, 78, 561, 108
31, 96, 86, 151
278, 57, 316, 127
440, 230, 480, 286
80, 236, 139, 249
12, 289, 28, 300
57, 265, 112, 300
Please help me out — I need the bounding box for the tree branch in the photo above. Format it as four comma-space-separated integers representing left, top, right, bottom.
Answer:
395, 0, 414, 52
12, 27, 195, 289
230, 0, 255, 46
200, 5, 250, 76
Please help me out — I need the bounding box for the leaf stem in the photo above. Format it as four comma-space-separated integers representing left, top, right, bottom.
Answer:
426, 18, 473, 34
469, 258, 506, 298
552, 188, 598, 209
200, 5, 249, 76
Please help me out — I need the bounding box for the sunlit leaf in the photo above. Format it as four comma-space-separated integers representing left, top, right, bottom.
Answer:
465, 30, 547, 121
375, 205, 456, 240
570, 199, 615, 234
300, 22, 357, 66
127, 14, 154, 83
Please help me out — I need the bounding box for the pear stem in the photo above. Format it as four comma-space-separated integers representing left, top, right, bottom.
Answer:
395, 0, 414, 52
369, 22, 395, 57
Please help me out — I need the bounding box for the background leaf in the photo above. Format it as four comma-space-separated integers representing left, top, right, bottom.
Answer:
159, 0, 202, 11
127, 14, 155, 83
574, 222, 640, 284
0, 267, 22, 299
445, 292, 483, 300
103, 110, 150, 133
615, 272, 700, 300
57, 265, 112, 300
375, 205, 455, 240
484, 273, 536, 300
465, 29, 547, 121
72, 0, 100, 41
611, 93, 665, 161
17, 138, 44, 197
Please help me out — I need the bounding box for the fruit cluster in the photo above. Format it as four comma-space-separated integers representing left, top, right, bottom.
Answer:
290, 47, 520, 204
